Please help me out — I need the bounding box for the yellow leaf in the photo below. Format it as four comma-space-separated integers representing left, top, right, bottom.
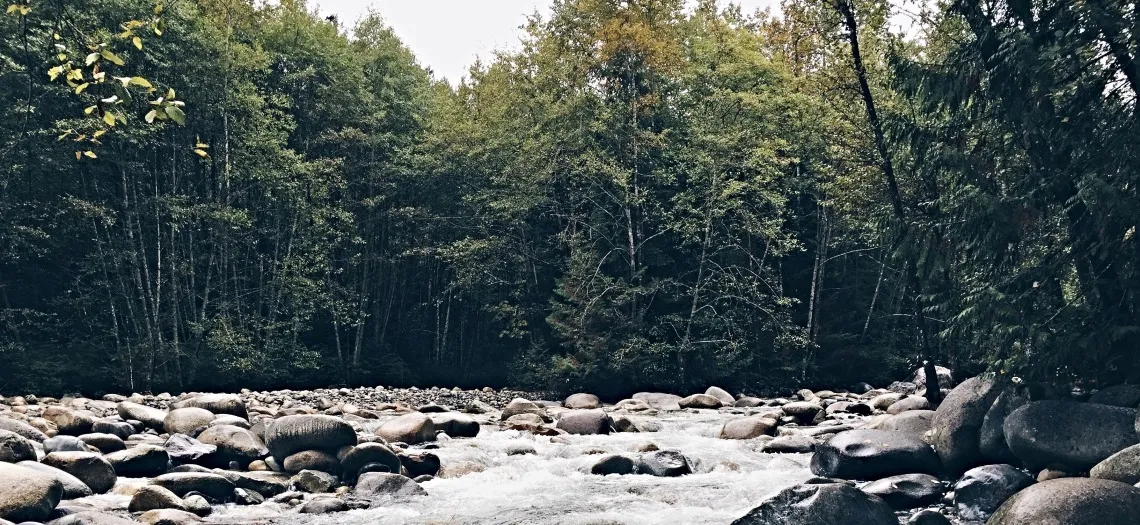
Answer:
100, 49, 125, 66
84, 151, 97, 159
6, 5, 18, 14
86, 53, 100, 66
75, 151, 82, 160
129, 77, 152, 88
57, 131, 71, 141
19, 5, 28, 15
53, 33, 61, 41
84, 105, 97, 115
103, 111, 116, 127
56, 53, 67, 61
144, 109, 158, 123
74, 82, 90, 94
133, 36, 142, 50
47, 66, 63, 81
193, 148, 209, 158
93, 129, 106, 138
73, 134, 85, 142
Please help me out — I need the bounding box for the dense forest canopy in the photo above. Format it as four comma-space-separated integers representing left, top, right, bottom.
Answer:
1, 0, 1137, 398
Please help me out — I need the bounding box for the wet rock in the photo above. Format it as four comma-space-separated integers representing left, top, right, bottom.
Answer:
151, 472, 235, 501
42, 451, 116, 494
137, 509, 202, 525
563, 393, 600, 409
16, 461, 92, 499
415, 403, 449, 413
952, 463, 1033, 522
859, 473, 944, 510
77, 433, 125, 454
0, 462, 63, 522
0, 429, 35, 463
614, 399, 653, 412
632, 393, 682, 411
117, 402, 167, 430
50, 511, 138, 525
44, 435, 89, 454
731, 482, 896, 525
0, 418, 47, 442
869, 393, 905, 411
638, 449, 692, 477
887, 396, 930, 414
339, 443, 401, 483
428, 413, 479, 438
929, 375, 1003, 473
230, 471, 289, 497
506, 442, 537, 456
1004, 400, 1137, 471
590, 454, 634, 475
104, 444, 169, 477
907, 509, 951, 525
862, 410, 933, 438
182, 494, 211, 516
555, 409, 612, 435
233, 487, 264, 505
293, 470, 337, 493
283, 449, 340, 475
376, 412, 436, 445
164, 408, 214, 436
91, 419, 134, 440
734, 397, 764, 408
264, 415, 357, 462
1091, 443, 1140, 484
163, 434, 216, 464
464, 400, 495, 414
299, 497, 348, 514
500, 399, 546, 420
128, 485, 187, 513
44, 407, 98, 436
783, 401, 823, 423
705, 387, 736, 406
1088, 384, 1140, 408
174, 394, 247, 420
678, 394, 721, 409
810, 429, 941, 481
196, 425, 268, 466
762, 434, 816, 453
399, 452, 440, 478
719, 416, 777, 440
979, 388, 1030, 463
988, 478, 1140, 525
354, 472, 427, 497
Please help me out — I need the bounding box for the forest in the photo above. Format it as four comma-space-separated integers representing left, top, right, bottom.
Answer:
0, 0, 1138, 398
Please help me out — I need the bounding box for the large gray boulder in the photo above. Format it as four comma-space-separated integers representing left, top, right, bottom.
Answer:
44, 435, 88, 454
117, 402, 167, 430
863, 410, 933, 438
151, 472, 235, 501
637, 450, 692, 477
16, 461, 92, 499
137, 509, 203, 525
988, 478, 1140, 525
555, 410, 612, 435
104, 444, 169, 477
1003, 400, 1137, 471
128, 485, 188, 513
978, 388, 1030, 463
46, 510, 138, 525
428, 413, 479, 438
563, 393, 600, 409
499, 399, 546, 420
952, 464, 1033, 521
339, 443, 402, 483
914, 366, 953, 393
632, 392, 682, 411
196, 425, 268, 466
163, 434, 216, 464
283, 450, 340, 475
929, 375, 1002, 473
42, 451, 116, 494
811, 429, 941, 481
264, 415, 356, 462
719, 416, 777, 440
679, 394, 722, 409
0, 418, 47, 442
0, 429, 36, 463
164, 408, 215, 436
860, 473, 944, 510
376, 412, 436, 444
705, 386, 736, 406
1090, 443, 1140, 484
174, 394, 247, 420
0, 462, 63, 522
732, 482, 897, 525
354, 472, 427, 497
1088, 384, 1140, 408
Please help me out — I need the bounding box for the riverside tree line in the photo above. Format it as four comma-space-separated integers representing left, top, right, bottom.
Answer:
1, 0, 1138, 398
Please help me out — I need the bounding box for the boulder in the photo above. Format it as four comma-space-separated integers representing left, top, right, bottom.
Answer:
77, 433, 126, 454
988, 478, 1140, 525
555, 410, 612, 435
209, 414, 250, 429
43, 407, 97, 435
0, 418, 47, 442
137, 509, 202, 525
1003, 400, 1138, 471
48, 511, 139, 525
44, 435, 89, 454
907, 510, 951, 525
632, 392, 682, 411
810, 429, 941, 481
299, 497, 348, 514
292, 470, 338, 493
353, 472, 427, 497
590, 455, 635, 475
979, 388, 1030, 463
914, 366, 953, 393
762, 434, 817, 453
283, 450, 340, 475
175, 394, 247, 420
563, 393, 600, 409
1091, 443, 1140, 484
196, 425, 268, 465
859, 473, 944, 510
734, 397, 765, 408
163, 434, 216, 464
128, 485, 187, 513
264, 415, 357, 462
783, 402, 823, 421
869, 393, 905, 411
399, 452, 440, 478
151, 472, 235, 502
339, 443, 402, 483
1088, 384, 1140, 408
678, 394, 721, 409
42, 451, 116, 494
719, 416, 777, 440
731, 482, 897, 525
428, 413, 479, 438
705, 386, 736, 406
638, 450, 692, 477
614, 399, 653, 412
91, 419, 135, 440
232, 471, 290, 497
0, 429, 36, 463
0, 462, 63, 522
376, 413, 436, 445
164, 408, 215, 436
952, 463, 1033, 522
117, 402, 167, 430
887, 396, 930, 415
104, 444, 169, 477
16, 461, 92, 499
929, 375, 1002, 473
862, 411, 934, 439
499, 399, 546, 421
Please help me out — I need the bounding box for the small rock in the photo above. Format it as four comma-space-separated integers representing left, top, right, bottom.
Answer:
293, 470, 338, 493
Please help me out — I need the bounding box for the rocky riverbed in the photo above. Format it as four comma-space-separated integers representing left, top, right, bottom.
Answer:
2, 369, 1140, 525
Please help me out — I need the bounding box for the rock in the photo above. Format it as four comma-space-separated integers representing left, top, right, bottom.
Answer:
151, 472, 235, 501
632, 392, 682, 411
299, 497, 348, 514
506, 442, 537, 456
869, 393, 905, 411
859, 473, 944, 509
232, 471, 290, 497
77, 433, 126, 454
181, 494, 211, 516
887, 396, 930, 414
907, 509, 951, 525
44, 435, 89, 454
128, 485, 187, 513
196, 425, 268, 465
1091, 443, 1140, 484
0, 430, 35, 463
264, 415, 357, 462
354, 472, 427, 497
0, 462, 63, 522
500, 399, 546, 420
952, 463, 1033, 522
614, 399, 652, 412
810, 429, 941, 481
163, 434, 216, 464
719, 416, 777, 440
888, 382, 918, 395
0, 418, 47, 442
376, 413, 436, 445
679, 394, 722, 409
863, 410, 933, 437
1088, 384, 1140, 408
164, 408, 214, 436
929, 375, 1002, 473
555, 410, 612, 435
783, 401, 823, 424
988, 478, 1140, 525
638, 450, 692, 477
464, 400, 495, 414
1003, 400, 1138, 471
762, 434, 817, 453
979, 388, 1030, 463
117, 402, 167, 430
43, 407, 98, 436
233, 487, 264, 505
104, 444, 169, 477
590, 454, 634, 475
1036, 467, 1071, 481
399, 452, 440, 478
175, 394, 247, 419
15, 461, 92, 499
563, 393, 600, 409
42, 451, 116, 494
137, 509, 202, 525
91, 419, 135, 440
49, 511, 139, 525
705, 387, 736, 406
914, 366, 953, 393
734, 397, 764, 408
283, 450, 340, 475
293, 470, 338, 493
731, 482, 897, 525
427, 413, 479, 438
339, 443, 401, 483
415, 403, 449, 413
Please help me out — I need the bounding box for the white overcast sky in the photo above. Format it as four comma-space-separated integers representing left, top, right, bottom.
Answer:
309, 0, 782, 83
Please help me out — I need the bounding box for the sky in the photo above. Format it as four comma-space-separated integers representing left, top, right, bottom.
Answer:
310, 0, 781, 83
